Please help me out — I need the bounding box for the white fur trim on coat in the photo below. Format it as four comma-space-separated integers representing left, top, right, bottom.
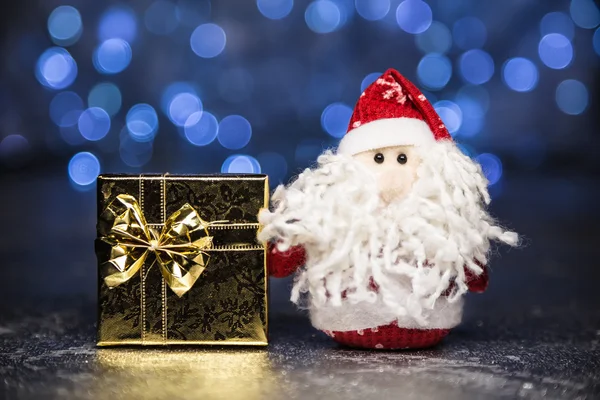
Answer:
310, 296, 464, 332
338, 118, 435, 155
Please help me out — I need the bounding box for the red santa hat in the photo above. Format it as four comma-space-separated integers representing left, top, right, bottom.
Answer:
338, 68, 452, 155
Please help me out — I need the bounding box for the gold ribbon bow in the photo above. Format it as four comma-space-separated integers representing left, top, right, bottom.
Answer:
99, 194, 214, 297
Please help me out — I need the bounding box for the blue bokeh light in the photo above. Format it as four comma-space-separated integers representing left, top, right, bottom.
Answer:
475, 153, 503, 186
218, 115, 252, 150
126, 104, 159, 142
184, 111, 219, 146
50, 91, 83, 127
454, 92, 485, 138
457, 85, 490, 113
361, 72, 382, 92
88, 83, 122, 117
221, 155, 262, 173
190, 23, 226, 58
98, 6, 138, 42
78, 107, 111, 141
68, 152, 101, 186
459, 49, 494, 85
145, 1, 179, 35
540, 12, 575, 40
0, 135, 30, 168
168, 92, 202, 127
305, 0, 341, 34
415, 21, 452, 54
257, 0, 294, 20
177, 0, 211, 28
355, 0, 390, 21
35, 47, 78, 90
321, 103, 352, 138
120, 132, 154, 168
538, 33, 573, 70
93, 38, 132, 75
556, 79, 588, 115
47, 6, 83, 46
453, 17, 486, 50
257, 152, 288, 186
417, 54, 452, 90
569, 0, 600, 29
161, 82, 198, 115
396, 0, 432, 34
60, 124, 86, 146
502, 57, 538, 92
433, 100, 462, 135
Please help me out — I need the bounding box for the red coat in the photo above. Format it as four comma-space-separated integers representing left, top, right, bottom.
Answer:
268, 243, 489, 349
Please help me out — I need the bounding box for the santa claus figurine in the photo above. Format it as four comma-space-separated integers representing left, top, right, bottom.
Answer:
259, 68, 518, 350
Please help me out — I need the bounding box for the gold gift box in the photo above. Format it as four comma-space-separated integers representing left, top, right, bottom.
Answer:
95, 174, 269, 346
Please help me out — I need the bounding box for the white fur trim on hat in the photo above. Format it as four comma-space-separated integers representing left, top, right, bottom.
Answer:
338, 117, 435, 155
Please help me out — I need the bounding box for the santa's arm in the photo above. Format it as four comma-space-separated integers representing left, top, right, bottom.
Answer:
267, 243, 306, 278
464, 263, 489, 293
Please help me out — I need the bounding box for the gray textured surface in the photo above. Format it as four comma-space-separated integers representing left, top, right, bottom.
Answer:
0, 172, 599, 399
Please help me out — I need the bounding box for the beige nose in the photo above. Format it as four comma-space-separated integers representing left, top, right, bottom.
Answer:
377, 172, 406, 203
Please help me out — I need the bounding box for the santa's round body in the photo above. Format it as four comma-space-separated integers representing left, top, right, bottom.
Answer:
260, 69, 518, 350
268, 244, 488, 349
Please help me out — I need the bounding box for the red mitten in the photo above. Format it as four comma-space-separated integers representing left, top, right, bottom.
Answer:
267, 243, 306, 278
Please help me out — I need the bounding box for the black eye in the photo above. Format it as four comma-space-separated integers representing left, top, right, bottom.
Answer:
397, 153, 408, 164
374, 153, 384, 164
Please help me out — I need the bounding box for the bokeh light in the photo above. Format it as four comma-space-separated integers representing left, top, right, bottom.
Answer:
47, 6, 83, 46
396, 0, 432, 34
145, 1, 179, 35
355, 0, 390, 21
161, 82, 198, 115
60, 124, 86, 146
78, 107, 111, 141
415, 21, 452, 54
49, 91, 83, 127
35, 47, 78, 90
126, 104, 159, 142
217, 115, 252, 150
433, 100, 462, 135
68, 152, 101, 186
361, 72, 382, 92
257, 152, 288, 186
538, 34, 573, 70
475, 153, 503, 186
502, 57, 538, 92
177, 0, 211, 28
168, 92, 202, 127
332, 0, 356, 28
120, 131, 154, 167
0, 135, 30, 168
93, 38, 132, 74
305, 1, 341, 34
540, 12, 575, 40
417, 54, 452, 90
321, 103, 352, 138
458, 49, 494, 85
257, 0, 294, 20
453, 17, 486, 50
221, 155, 262, 173
98, 6, 138, 42
184, 111, 219, 146
190, 23, 226, 58
555, 79, 588, 115
569, 0, 600, 29
88, 83, 122, 117
455, 87, 486, 138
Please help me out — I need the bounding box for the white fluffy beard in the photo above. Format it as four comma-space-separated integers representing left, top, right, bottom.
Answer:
258, 140, 518, 325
